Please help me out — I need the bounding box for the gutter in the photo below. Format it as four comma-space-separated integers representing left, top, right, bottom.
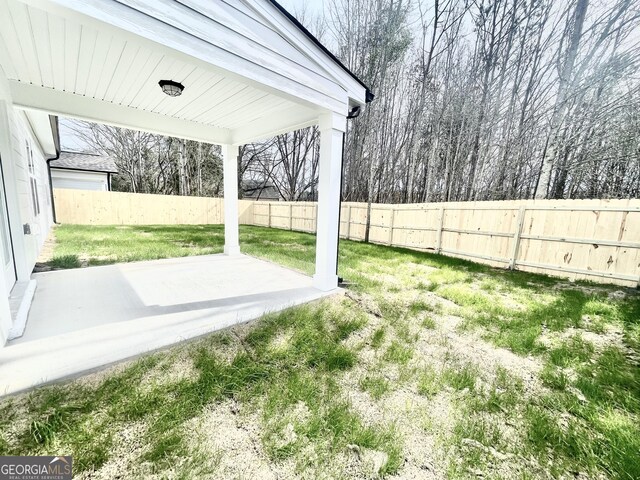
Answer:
336, 130, 346, 284
267, 0, 374, 103
336, 106, 364, 285
46, 116, 60, 224
48, 165, 118, 175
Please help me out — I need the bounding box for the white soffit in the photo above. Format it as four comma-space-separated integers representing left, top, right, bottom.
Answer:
0, 0, 360, 144
24, 110, 57, 156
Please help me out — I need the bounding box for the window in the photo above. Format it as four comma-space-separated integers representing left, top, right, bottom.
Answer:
26, 141, 34, 174
26, 141, 40, 216
30, 178, 40, 216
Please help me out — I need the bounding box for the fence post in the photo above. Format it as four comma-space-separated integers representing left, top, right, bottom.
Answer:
388, 207, 395, 245
509, 206, 526, 269
288, 203, 293, 230
314, 204, 318, 232
267, 203, 271, 228
436, 206, 445, 253
345, 205, 352, 240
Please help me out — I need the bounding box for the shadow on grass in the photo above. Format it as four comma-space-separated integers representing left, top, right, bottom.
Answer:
24, 224, 640, 479
0, 302, 401, 477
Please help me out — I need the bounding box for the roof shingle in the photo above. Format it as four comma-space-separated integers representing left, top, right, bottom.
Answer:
50, 151, 118, 174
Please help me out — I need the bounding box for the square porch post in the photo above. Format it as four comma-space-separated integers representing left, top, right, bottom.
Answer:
222, 144, 240, 255
313, 112, 346, 291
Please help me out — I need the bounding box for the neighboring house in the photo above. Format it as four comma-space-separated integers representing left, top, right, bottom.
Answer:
243, 180, 280, 201
50, 151, 118, 191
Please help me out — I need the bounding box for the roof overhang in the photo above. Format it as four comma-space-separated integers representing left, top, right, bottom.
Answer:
267, 0, 373, 103
22, 109, 58, 157
0, 0, 370, 145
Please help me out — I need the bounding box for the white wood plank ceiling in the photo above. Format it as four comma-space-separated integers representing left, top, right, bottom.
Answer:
0, 0, 321, 143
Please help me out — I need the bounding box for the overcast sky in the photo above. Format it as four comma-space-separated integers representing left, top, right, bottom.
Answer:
278, 0, 325, 16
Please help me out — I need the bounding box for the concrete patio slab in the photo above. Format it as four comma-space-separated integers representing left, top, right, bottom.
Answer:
0, 254, 335, 396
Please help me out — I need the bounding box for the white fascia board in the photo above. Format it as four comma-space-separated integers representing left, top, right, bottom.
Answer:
51, 168, 107, 179
115, 0, 344, 105
24, 110, 57, 157
0, 64, 13, 103
9, 81, 232, 144
251, 0, 368, 107
18, 0, 348, 114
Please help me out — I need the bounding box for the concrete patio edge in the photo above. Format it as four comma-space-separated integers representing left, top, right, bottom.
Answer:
0, 254, 340, 397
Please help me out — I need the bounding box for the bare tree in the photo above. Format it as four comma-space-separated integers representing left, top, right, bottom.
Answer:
62, 0, 640, 204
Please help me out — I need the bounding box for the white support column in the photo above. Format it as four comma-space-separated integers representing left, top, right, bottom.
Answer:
222, 144, 240, 256
313, 112, 346, 291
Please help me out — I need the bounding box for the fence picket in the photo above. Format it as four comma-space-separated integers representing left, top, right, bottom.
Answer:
53, 189, 640, 287
509, 206, 526, 269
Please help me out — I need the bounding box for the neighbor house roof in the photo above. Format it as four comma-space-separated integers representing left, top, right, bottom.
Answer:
50, 151, 118, 174
243, 180, 280, 200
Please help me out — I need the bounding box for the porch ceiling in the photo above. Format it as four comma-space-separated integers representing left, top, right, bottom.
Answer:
0, 0, 338, 145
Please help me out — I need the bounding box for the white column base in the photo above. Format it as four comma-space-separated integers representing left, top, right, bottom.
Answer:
312, 273, 339, 291
224, 245, 241, 256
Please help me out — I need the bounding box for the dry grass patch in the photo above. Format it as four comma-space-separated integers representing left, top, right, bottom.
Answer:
2, 225, 638, 479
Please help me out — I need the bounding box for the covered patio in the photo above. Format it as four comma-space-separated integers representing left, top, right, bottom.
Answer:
0, 0, 370, 291
0, 253, 332, 395
0, 0, 371, 390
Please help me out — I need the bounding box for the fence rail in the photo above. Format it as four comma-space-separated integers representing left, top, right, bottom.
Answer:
53, 189, 226, 225
53, 189, 640, 287
249, 198, 640, 287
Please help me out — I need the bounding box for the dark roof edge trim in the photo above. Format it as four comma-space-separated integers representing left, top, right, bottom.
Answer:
267, 0, 374, 103
51, 165, 119, 174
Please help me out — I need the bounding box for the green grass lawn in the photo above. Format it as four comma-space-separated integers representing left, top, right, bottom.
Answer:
3, 224, 639, 479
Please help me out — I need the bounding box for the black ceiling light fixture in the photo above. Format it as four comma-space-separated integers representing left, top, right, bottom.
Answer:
159, 79, 184, 97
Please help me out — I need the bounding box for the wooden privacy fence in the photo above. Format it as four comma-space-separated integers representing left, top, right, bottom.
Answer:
250, 199, 640, 287
54, 189, 227, 225
54, 189, 639, 287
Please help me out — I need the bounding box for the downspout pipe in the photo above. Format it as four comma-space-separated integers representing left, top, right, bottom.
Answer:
336, 106, 363, 285
46, 116, 60, 224
45, 159, 58, 223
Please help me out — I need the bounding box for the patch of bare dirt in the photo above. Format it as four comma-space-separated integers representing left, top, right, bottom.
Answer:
336, 280, 549, 479
73, 361, 132, 391
33, 228, 57, 272
186, 400, 297, 479
139, 354, 197, 391
77, 421, 151, 480
340, 362, 448, 479
553, 282, 637, 298
539, 324, 627, 353
434, 315, 543, 394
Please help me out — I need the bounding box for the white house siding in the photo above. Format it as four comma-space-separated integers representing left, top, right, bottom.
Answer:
51, 169, 109, 191
7, 109, 54, 271
0, 99, 54, 342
